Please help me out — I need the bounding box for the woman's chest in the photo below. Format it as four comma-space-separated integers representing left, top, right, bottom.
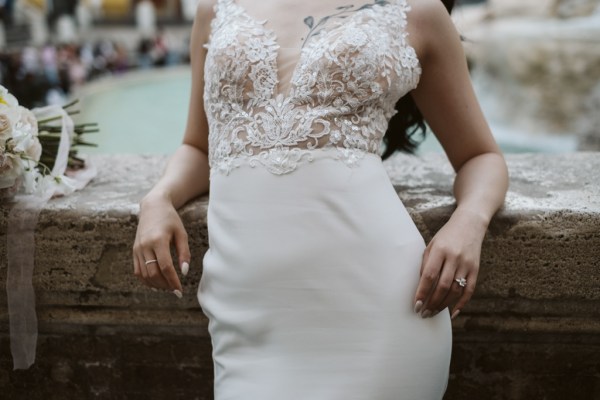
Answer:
205, 0, 420, 103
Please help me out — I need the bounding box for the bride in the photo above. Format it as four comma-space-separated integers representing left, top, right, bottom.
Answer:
132, 0, 509, 398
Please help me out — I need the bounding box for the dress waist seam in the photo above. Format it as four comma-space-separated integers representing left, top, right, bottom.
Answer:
209, 147, 383, 177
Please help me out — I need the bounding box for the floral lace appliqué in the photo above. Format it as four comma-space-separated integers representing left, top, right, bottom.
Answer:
203, 0, 421, 176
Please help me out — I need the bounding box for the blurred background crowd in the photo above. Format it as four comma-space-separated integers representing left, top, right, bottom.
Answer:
0, 0, 193, 107
0, 34, 188, 108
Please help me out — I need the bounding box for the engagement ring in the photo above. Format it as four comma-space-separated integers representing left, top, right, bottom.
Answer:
455, 277, 467, 287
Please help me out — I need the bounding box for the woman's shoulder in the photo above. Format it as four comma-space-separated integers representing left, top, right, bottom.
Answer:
405, 0, 459, 61
194, 0, 219, 24
191, 0, 219, 44
406, 0, 452, 24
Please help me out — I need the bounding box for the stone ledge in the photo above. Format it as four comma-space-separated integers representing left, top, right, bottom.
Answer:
1, 152, 599, 399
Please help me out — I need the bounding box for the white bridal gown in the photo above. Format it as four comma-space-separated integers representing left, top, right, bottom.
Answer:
198, 0, 452, 398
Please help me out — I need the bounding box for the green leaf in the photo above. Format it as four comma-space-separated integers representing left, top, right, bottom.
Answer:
74, 141, 98, 147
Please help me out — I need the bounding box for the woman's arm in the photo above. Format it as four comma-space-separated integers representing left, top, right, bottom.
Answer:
132, 1, 215, 295
407, 0, 509, 318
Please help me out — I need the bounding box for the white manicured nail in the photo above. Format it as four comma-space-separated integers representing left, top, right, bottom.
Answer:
173, 289, 183, 299
182, 262, 189, 276
414, 300, 423, 314
421, 309, 432, 318
451, 309, 461, 320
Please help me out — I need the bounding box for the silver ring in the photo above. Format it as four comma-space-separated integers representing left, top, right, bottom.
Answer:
455, 277, 467, 287
145, 259, 158, 265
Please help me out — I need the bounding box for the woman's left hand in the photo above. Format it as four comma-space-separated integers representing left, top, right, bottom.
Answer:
413, 207, 488, 320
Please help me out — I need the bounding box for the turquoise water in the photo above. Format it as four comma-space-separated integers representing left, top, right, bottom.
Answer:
77, 68, 576, 156
78, 68, 191, 156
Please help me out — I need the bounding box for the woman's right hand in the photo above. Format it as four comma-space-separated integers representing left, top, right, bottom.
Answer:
131, 0, 212, 297
132, 193, 191, 298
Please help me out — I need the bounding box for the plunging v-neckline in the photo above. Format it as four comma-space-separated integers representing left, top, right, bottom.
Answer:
229, 0, 318, 99
228, 0, 393, 100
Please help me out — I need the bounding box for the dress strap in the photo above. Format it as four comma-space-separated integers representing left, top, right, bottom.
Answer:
203, 0, 231, 49
213, 0, 226, 17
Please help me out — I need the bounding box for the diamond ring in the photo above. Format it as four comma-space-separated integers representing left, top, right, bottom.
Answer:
145, 259, 158, 265
455, 277, 467, 287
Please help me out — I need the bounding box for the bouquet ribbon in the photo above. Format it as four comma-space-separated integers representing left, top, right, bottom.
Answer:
6, 105, 96, 370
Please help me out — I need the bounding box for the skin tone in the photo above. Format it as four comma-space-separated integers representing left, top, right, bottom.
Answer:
133, 0, 509, 320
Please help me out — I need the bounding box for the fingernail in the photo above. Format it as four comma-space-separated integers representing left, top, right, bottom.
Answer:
451, 309, 461, 320
414, 300, 423, 314
173, 289, 183, 299
421, 309, 432, 318
182, 262, 189, 276
150, 287, 159, 292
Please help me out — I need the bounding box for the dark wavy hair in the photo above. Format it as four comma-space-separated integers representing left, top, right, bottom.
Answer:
380, 0, 456, 160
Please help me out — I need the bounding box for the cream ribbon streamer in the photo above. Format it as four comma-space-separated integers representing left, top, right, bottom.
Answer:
6, 104, 92, 370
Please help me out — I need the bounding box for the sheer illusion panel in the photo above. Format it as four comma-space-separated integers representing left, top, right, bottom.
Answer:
203, 0, 422, 175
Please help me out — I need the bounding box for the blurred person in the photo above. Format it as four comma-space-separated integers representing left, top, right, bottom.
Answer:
150, 26, 169, 67
0, 0, 15, 26
56, 44, 74, 95
68, 56, 86, 89
112, 42, 131, 73
41, 42, 60, 86
20, 46, 40, 75
137, 37, 154, 69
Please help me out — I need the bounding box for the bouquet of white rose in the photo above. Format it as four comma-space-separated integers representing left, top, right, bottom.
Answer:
0, 85, 97, 199
0, 87, 43, 197
2, 84, 98, 370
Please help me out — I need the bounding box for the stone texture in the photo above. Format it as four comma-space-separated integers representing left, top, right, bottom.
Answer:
553, 0, 600, 17
1, 152, 599, 399
487, 0, 556, 18
0, 335, 214, 400
459, 11, 600, 149
485, 0, 600, 18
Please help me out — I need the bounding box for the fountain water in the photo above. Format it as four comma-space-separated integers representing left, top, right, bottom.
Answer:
455, 0, 600, 151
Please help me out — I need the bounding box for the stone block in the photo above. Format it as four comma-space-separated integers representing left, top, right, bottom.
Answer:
487, 0, 555, 18
553, 0, 600, 17
0, 152, 599, 399
486, 0, 600, 18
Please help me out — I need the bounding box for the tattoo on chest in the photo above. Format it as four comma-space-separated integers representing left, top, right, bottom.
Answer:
301, 0, 390, 47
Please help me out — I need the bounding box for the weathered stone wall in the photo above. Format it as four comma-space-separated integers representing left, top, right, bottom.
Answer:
486, 0, 600, 18
1, 152, 599, 399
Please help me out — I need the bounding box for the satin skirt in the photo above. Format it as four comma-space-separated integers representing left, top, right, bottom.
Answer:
199, 148, 452, 400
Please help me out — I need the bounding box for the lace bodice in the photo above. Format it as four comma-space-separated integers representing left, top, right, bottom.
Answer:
203, 0, 421, 176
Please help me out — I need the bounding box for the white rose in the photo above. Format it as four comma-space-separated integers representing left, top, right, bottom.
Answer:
0, 113, 12, 142
18, 107, 38, 137
11, 108, 39, 155
0, 85, 19, 108
0, 105, 24, 145
25, 137, 42, 162
0, 152, 24, 189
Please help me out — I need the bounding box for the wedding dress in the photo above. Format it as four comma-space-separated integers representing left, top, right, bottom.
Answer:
198, 0, 452, 398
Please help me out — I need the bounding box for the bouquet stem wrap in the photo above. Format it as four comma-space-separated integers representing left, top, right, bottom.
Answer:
7, 105, 72, 370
